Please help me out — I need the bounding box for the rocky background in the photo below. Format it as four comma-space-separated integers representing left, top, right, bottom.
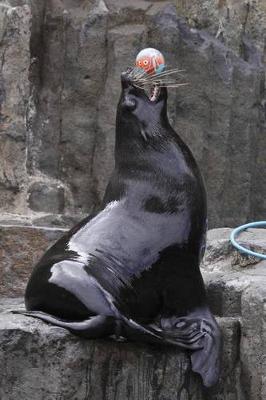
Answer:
1, 3, 266, 398
0, 0, 265, 229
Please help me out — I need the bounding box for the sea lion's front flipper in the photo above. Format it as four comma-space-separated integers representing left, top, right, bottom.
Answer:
166, 306, 222, 387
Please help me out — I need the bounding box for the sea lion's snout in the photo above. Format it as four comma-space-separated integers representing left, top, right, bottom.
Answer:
120, 69, 138, 111
121, 69, 134, 89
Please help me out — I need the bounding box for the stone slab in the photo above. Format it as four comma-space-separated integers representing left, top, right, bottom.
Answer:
202, 227, 266, 400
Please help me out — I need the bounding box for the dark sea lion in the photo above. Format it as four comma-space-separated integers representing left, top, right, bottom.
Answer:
19, 68, 221, 387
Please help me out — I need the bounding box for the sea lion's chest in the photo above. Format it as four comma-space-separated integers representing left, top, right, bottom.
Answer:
67, 198, 190, 269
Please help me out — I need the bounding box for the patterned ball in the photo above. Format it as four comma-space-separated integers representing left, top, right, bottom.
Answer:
135, 48, 165, 75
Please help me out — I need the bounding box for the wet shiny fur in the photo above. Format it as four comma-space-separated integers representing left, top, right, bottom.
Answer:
21, 69, 221, 387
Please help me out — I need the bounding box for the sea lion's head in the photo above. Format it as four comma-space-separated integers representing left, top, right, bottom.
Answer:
120, 67, 167, 113
117, 68, 168, 142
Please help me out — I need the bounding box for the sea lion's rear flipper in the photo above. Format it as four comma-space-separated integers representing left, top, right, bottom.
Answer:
165, 306, 222, 387
12, 310, 115, 339
190, 318, 222, 387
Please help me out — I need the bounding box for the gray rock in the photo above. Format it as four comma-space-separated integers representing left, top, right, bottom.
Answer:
27, 0, 109, 214
174, 19, 265, 228
28, 182, 65, 213
240, 285, 266, 400
0, 2, 31, 212
0, 0, 265, 226
145, 2, 180, 124
0, 212, 79, 228
176, 0, 266, 59
0, 299, 243, 400
0, 298, 204, 400
32, 213, 81, 228
203, 227, 266, 271
202, 227, 266, 400
0, 224, 66, 297
205, 317, 241, 400
105, 0, 152, 28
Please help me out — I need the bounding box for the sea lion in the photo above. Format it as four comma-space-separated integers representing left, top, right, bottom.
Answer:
19, 68, 221, 387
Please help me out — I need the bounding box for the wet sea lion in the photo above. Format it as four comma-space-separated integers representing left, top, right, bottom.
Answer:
19, 68, 221, 387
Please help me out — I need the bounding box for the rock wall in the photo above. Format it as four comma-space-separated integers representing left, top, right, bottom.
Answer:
0, 0, 265, 228
176, 0, 266, 58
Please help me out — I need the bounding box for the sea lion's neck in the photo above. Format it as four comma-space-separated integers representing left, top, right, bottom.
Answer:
114, 107, 171, 166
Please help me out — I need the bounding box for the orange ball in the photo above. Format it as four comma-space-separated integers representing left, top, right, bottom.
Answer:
135, 48, 165, 75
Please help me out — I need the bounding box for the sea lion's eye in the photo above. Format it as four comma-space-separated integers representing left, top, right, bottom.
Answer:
143, 60, 148, 66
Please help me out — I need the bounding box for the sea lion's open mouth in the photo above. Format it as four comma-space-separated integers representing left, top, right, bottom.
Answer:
146, 85, 161, 102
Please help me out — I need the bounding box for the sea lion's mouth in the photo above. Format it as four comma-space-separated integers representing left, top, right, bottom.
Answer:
146, 85, 161, 102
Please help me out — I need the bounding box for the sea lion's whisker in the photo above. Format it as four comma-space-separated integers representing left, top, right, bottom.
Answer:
131, 67, 179, 82
131, 68, 186, 86
131, 80, 145, 87
136, 79, 149, 85
144, 69, 186, 81
136, 79, 187, 88
131, 66, 188, 92
155, 80, 186, 85
134, 73, 146, 81
145, 78, 182, 84
132, 70, 147, 80
142, 68, 184, 80
135, 73, 185, 86
138, 68, 167, 79
157, 83, 189, 88
133, 84, 145, 89
132, 77, 146, 83
128, 70, 145, 82
136, 75, 155, 82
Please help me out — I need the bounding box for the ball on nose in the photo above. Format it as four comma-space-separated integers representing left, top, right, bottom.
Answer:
135, 48, 165, 75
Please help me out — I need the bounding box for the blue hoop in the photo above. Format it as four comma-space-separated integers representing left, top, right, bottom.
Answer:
230, 221, 266, 260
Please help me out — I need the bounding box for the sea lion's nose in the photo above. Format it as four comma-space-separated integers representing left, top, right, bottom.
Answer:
121, 69, 137, 111
121, 69, 133, 89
